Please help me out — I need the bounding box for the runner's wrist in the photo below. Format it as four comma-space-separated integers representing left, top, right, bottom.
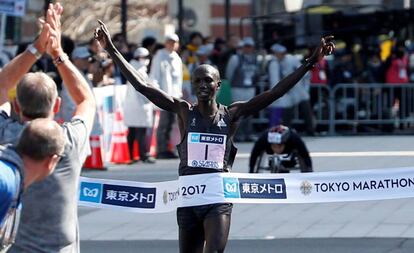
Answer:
32, 40, 46, 54
50, 49, 65, 60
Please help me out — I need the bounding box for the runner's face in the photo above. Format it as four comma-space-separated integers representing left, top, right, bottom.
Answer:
192, 68, 219, 102
271, 143, 285, 154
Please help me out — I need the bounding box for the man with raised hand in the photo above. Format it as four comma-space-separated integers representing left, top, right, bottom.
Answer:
0, 3, 96, 253
95, 19, 334, 253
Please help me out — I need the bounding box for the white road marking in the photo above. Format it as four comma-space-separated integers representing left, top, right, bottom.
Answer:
236, 151, 414, 158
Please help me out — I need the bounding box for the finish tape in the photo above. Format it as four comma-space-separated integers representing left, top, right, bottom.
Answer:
78, 167, 414, 213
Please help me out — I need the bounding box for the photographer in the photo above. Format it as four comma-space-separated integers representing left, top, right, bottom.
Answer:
249, 125, 313, 173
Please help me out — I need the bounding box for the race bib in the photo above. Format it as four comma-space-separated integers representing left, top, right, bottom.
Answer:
399, 68, 407, 79
319, 70, 327, 80
187, 132, 226, 169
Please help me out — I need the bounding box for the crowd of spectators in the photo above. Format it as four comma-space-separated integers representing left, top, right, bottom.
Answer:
2, 27, 414, 141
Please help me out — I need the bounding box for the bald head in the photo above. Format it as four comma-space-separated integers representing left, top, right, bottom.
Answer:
16, 72, 58, 118
16, 118, 65, 161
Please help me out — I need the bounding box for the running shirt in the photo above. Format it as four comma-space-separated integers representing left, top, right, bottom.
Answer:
177, 104, 237, 176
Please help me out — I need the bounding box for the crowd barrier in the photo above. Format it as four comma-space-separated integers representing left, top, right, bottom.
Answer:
93, 82, 414, 164
252, 83, 414, 135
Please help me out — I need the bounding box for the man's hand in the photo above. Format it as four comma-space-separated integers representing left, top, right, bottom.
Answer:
34, 3, 63, 55
44, 3, 64, 59
94, 20, 113, 50
307, 36, 335, 65
33, 19, 50, 54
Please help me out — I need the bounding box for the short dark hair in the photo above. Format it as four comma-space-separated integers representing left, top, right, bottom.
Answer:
141, 36, 156, 49
16, 118, 65, 161
191, 64, 221, 82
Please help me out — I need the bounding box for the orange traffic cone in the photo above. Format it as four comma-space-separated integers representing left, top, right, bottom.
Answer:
83, 135, 106, 170
149, 110, 160, 157
110, 110, 131, 164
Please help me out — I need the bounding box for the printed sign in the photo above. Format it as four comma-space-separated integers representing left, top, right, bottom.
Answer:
0, 0, 25, 17
102, 184, 156, 209
223, 177, 287, 199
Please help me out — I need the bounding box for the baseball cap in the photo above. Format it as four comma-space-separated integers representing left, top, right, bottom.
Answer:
133, 47, 149, 58
242, 37, 255, 47
71, 46, 91, 59
271, 43, 287, 53
165, 33, 179, 42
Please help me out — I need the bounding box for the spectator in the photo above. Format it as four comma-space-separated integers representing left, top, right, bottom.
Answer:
188, 45, 213, 75
365, 50, 384, 83
141, 36, 157, 73
150, 33, 182, 159
0, 118, 65, 251
331, 49, 356, 86
221, 34, 240, 74
210, 37, 227, 77
184, 45, 214, 104
123, 47, 156, 163
181, 31, 203, 66
309, 48, 329, 85
385, 44, 409, 124
0, 3, 96, 252
89, 52, 115, 87
267, 44, 296, 128
226, 37, 260, 141
142, 36, 157, 55
385, 45, 409, 84
112, 33, 131, 84
88, 37, 103, 56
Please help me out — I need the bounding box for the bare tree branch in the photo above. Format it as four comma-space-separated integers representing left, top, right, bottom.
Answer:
60, 0, 170, 42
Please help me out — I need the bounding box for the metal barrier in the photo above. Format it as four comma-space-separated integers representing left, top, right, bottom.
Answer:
329, 83, 414, 134
291, 83, 332, 129
251, 82, 414, 135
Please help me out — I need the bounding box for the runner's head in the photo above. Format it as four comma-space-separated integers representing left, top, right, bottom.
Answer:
191, 64, 221, 102
268, 125, 290, 154
16, 118, 65, 188
15, 72, 60, 120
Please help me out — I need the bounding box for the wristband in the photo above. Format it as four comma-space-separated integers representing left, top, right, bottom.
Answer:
53, 54, 68, 66
27, 44, 42, 60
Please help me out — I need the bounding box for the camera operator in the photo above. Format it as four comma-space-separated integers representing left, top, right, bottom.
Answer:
249, 125, 313, 173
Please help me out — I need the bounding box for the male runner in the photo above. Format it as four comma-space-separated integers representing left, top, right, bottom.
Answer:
95, 20, 334, 253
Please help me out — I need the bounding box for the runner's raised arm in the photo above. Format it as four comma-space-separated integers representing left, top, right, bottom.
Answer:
94, 20, 188, 113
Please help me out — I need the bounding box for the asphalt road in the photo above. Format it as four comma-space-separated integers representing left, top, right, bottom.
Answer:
79, 136, 414, 253
80, 238, 414, 253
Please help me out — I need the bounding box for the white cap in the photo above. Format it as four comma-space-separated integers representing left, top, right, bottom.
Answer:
271, 43, 287, 53
242, 37, 255, 47
71, 46, 91, 59
133, 47, 149, 58
165, 33, 179, 42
